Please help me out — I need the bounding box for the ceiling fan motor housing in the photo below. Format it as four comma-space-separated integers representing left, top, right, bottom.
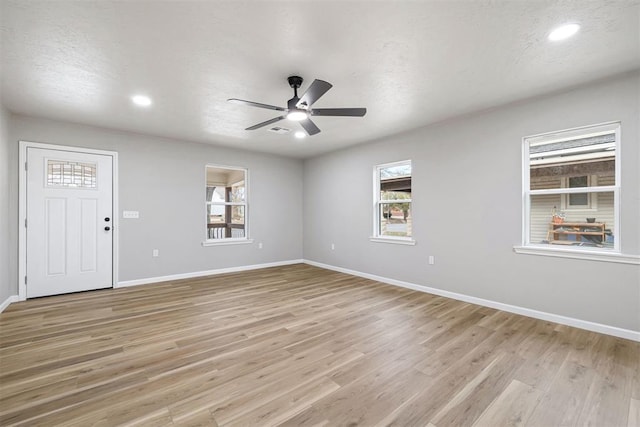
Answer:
287, 76, 303, 89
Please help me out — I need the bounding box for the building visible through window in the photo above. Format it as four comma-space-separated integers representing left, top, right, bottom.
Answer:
525, 123, 619, 251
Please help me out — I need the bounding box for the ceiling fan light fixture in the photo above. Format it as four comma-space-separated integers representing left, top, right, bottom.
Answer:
286, 110, 308, 121
294, 131, 306, 139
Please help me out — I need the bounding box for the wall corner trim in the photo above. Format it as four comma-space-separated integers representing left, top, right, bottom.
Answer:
116, 259, 305, 288
303, 259, 640, 342
0, 295, 20, 314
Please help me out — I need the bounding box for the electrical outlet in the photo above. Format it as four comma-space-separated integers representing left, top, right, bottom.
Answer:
331, 243, 335, 250
152, 249, 159, 257
428, 255, 435, 265
258, 242, 263, 249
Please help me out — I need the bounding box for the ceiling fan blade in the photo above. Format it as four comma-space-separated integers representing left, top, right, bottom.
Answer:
228, 98, 285, 112
300, 118, 321, 136
296, 80, 333, 109
245, 116, 286, 130
311, 108, 367, 117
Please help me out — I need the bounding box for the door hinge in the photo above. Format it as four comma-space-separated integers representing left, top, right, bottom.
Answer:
24, 218, 27, 228
24, 276, 27, 285
24, 162, 28, 171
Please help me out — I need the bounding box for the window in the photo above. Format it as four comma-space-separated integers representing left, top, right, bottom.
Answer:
205, 165, 249, 243
523, 122, 619, 252
561, 175, 597, 210
372, 160, 414, 244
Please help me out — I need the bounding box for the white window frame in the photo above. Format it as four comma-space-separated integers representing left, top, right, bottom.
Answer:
515, 121, 630, 262
370, 159, 416, 245
202, 164, 253, 246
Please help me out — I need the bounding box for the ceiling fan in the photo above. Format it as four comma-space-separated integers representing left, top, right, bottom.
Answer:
228, 76, 366, 136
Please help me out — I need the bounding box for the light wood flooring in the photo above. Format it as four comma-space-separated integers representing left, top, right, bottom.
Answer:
1, 264, 638, 426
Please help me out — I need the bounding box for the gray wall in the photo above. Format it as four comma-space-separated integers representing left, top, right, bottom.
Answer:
6, 115, 303, 291
0, 106, 11, 303
303, 72, 640, 332
3, 74, 639, 333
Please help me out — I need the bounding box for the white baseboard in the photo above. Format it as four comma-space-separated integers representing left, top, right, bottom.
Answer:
117, 259, 304, 288
303, 259, 640, 342
0, 295, 20, 314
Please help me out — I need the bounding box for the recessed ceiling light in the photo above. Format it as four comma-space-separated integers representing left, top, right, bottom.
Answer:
294, 131, 306, 139
548, 23, 580, 41
131, 95, 152, 107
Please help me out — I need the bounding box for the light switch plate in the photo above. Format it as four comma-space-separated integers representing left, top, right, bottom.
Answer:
123, 210, 139, 219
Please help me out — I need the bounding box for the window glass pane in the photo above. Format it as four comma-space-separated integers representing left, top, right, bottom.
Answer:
529, 192, 614, 249
379, 202, 412, 237
231, 205, 245, 225
229, 182, 245, 203
206, 165, 247, 240
47, 160, 96, 188
568, 193, 588, 206
207, 206, 227, 239
207, 203, 226, 223
381, 190, 411, 201
567, 176, 588, 206
206, 206, 246, 239
529, 133, 615, 190
206, 186, 227, 202
379, 164, 412, 200
568, 176, 587, 187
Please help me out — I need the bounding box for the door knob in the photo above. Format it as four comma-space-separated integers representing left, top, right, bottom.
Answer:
105, 217, 110, 222
104, 226, 111, 231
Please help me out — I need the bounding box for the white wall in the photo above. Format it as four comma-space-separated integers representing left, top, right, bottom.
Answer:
0, 106, 11, 304
6, 115, 304, 292
303, 72, 640, 332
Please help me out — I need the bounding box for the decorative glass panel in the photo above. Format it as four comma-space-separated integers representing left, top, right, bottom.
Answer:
47, 160, 96, 188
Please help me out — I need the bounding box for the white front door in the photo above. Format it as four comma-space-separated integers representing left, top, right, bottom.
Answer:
26, 147, 114, 298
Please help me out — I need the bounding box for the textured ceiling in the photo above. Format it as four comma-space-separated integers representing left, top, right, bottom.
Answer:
1, 1, 639, 158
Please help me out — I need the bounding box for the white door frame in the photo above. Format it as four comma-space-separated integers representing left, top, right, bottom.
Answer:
18, 141, 119, 300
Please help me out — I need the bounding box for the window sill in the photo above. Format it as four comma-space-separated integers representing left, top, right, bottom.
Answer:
370, 236, 416, 246
202, 238, 254, 247
513, 245, 640, 265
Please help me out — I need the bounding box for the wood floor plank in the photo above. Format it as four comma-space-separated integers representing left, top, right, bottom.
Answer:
472, 379, 543, 427
629, 398, 640, 427
222, 375, 339, 426
429, 350, 527, 426
0, 263, 635, 426
526, 359, 597, 427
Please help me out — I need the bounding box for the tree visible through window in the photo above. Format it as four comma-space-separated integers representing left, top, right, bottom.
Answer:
206, 165, 248, 240
374, 160, 412, 239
